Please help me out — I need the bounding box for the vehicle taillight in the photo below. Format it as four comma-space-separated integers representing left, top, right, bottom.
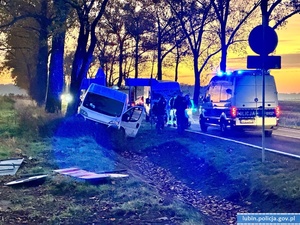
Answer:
230, 106, 237, 118
275, 106, 280, 118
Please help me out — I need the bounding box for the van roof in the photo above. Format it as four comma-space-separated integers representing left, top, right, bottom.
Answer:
87, 83, 127, 102
210, 69, 271, 83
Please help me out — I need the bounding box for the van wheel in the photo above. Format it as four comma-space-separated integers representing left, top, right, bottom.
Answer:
264, 130, 273, 137
220, 120, 227, 133
200, 118, 208, 132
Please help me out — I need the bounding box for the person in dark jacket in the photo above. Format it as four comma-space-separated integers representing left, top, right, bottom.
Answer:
152, 95, 167, 133
174, 93, 188, 134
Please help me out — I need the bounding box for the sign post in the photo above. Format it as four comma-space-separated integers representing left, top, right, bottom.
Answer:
247, 0, 281, 162
261, 0, 268, 163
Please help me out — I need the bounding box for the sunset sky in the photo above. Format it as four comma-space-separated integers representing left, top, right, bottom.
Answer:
226, 14, 300, 94
176, 14, 300, 94
0, 14, 299, 94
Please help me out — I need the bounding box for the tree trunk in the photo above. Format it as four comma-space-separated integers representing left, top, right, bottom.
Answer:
31, 31, 48, 106
31, 0, 48, 106
117, 40, 124, 87
66, 25, 89, 116
174, 45, 180, 81
157, 35, 162, 80
193, 54, 200, 107
46, 0, 69, 113
134, 36, 139, 79
220, 27, 227, 73
46, 31, 66, 113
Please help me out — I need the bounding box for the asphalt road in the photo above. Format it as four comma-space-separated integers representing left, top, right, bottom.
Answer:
187, 116, 300, 159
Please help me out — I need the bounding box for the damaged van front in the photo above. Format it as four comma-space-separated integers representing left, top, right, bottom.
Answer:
79, 83, 144, 138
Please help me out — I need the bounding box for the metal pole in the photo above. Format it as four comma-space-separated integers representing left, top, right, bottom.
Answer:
261, 0, 268, 162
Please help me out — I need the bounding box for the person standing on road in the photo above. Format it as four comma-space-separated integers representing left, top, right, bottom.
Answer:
153, 95, 167, 133
167, 96, 177, 127
174, 93, 188, 134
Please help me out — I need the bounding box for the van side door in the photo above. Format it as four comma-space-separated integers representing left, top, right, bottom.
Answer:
121, 106, 144, 138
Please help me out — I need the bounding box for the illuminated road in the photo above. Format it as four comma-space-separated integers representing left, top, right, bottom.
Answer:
187, 116, 300, 159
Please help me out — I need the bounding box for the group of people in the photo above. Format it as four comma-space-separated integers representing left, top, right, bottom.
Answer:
152, 92, 191, 134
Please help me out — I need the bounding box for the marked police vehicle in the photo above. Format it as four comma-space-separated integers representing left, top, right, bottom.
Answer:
199, 70, 280, 137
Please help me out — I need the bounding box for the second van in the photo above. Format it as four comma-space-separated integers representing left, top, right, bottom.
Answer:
199, 70, 280, 137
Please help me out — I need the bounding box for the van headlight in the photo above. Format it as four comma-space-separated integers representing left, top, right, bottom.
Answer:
61, 93, 73, 103
80, 109, 88, 117
108, 120, 120, 128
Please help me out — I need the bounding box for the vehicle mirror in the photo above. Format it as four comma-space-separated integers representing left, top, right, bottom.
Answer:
204, 94, 211, 102
226, 88, 232, 95
122, 114, 130, 122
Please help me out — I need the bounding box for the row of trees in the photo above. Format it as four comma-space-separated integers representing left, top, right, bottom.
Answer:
0, 0, 299, 115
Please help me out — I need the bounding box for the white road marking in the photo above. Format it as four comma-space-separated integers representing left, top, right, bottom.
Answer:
185, 126, 300, 160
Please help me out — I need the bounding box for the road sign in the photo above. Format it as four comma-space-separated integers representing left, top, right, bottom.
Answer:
248, 25, 278, 55
247, 55, 281, 69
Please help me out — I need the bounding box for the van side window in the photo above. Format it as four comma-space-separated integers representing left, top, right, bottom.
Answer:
209, 85, 221, 102
130, 107, 143, 122
207, 81, 233, 106
220, 86, 233, 102
124, 107, 143, 122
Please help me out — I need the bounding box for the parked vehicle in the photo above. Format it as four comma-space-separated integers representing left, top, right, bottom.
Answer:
199, 70, 280, 137
78, 83, 144, 138
125, 78, 181, 122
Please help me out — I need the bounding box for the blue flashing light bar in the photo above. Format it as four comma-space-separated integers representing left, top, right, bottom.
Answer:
217, 71, 223, 76
216, 70, 233, 76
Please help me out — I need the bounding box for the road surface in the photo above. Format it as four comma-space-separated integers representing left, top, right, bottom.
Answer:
187, 115, 300, 159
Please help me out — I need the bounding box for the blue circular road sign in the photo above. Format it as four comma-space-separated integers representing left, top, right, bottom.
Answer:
248, 25, 278, 55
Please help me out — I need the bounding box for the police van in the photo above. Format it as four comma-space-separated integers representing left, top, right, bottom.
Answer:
199, 70, 280, 137
78, 83, 144, 138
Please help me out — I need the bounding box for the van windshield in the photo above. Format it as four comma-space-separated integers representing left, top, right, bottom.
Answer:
82, 92, 124, 117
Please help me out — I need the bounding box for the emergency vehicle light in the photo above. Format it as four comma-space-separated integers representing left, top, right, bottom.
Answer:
275, 106, 280, 118
230, 106, 237, 118
217, 70, 233, 76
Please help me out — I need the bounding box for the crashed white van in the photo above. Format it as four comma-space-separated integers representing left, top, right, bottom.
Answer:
199, 70, 280, 137
78, 83, 144, 138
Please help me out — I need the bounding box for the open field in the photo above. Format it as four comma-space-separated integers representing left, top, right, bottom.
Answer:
279, 100, 300, 128
0, 96, 299, 224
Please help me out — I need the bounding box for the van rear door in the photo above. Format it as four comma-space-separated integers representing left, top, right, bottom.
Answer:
234, 74, 278, 125
234, 74, 277, 108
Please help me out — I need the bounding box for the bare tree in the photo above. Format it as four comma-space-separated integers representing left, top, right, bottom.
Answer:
66, 0, 109, 116
168, 0, 221, 106
151, 1, 186, 80
0, 0, 51, 106
266, 0, 300, 28
211, 0, 260, 73
123, 1, 156, 79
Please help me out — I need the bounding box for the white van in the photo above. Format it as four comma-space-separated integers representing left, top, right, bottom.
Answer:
78, 83, 144, 138
199, 70, 280, 136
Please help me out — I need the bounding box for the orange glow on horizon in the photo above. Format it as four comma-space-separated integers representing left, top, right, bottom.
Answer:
175, 14, 300, 94
1, 15, 299, 94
